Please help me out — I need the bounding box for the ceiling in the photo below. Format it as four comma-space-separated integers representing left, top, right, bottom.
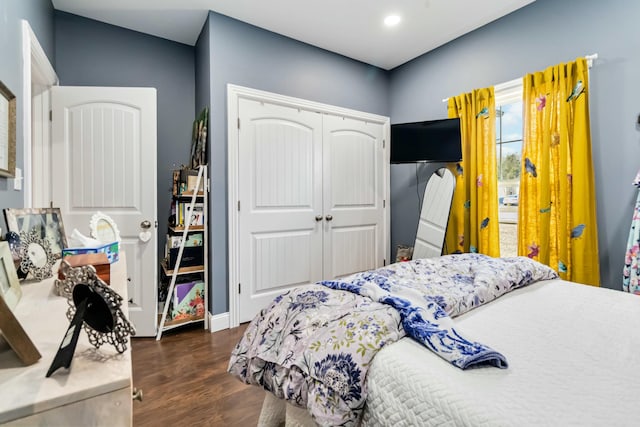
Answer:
52, 0, 535, 70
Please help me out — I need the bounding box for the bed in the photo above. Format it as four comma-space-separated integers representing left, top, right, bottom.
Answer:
229, 255, 640, 426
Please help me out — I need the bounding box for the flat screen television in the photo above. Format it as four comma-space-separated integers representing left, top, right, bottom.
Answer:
390, 118, 462, 163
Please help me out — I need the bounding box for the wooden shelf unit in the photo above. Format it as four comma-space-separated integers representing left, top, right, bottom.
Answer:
157, 165, 209, 340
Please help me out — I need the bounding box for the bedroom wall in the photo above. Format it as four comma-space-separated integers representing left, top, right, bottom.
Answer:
0, 0, 55, 234
54, 11, 196, 261
201, 11, 390, 314
389, 0, 640, 290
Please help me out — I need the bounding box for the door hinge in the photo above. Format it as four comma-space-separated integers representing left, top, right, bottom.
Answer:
237, 118, 240, 129
49, 110, 52, 121
383, 199, 386, 208
383, 139, 385, 148
237, 200, 240, 211
383, 259, 386, 266
238, 283, 241, 294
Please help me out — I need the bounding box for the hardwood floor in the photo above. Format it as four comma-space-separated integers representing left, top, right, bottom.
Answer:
131, 323, 265, 426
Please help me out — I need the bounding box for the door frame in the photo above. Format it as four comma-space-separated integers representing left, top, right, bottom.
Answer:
21, 20, 59, 208
227, 84, 390, 328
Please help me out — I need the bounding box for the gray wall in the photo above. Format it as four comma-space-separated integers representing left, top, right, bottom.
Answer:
203, 12, 390, 314
195, 16, 211, 135
389, 0, 640, 290
0, 0, 54, 233
54, 11, 196, 261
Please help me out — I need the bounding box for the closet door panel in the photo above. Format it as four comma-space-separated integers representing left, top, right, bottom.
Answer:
322, 115, 385, 279
238, 99, 323, 322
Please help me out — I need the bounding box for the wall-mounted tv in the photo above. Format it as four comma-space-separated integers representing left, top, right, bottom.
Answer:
390, 118, 462, 163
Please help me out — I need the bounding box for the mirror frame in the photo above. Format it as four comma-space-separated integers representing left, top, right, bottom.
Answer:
413, 167, 455, 259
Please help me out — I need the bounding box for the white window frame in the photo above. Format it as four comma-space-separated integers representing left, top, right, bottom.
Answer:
494, 77, 522, 106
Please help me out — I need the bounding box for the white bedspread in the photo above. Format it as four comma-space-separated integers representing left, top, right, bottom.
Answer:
362, 279, 640, 426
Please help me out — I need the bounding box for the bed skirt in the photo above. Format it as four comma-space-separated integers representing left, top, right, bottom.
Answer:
258, 394, 317, 427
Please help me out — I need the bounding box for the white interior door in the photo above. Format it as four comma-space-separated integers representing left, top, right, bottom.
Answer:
237, 98, 323, 322
51, 86, 158, 336
323, 115, 385, 279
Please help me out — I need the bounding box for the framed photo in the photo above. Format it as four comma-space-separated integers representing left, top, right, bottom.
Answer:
3, 208, 68, 259
0, 80, 16, 178
0, 281, 40, 366
0, 241, 21, 310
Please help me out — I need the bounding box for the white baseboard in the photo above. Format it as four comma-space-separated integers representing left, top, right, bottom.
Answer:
209, 311, 230, 332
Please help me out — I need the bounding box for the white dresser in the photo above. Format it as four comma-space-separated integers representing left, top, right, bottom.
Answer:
0, 254, 132, 426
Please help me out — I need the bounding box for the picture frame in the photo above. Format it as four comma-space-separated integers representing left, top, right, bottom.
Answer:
89, 211, 121, 243
18, 228, 55, 281
3, 208, 68, 259
0, 284, 41, 366
0, 241, 21, 310
0, 80, 16, 178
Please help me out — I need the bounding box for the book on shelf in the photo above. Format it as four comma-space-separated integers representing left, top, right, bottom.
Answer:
185, 202, 204, 226
171, 281, 205, 320
173, 201, 204, 227
167, 232, 203, 249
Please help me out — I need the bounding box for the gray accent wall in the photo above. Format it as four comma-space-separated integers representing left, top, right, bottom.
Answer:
0, 0, 54, 233
389, 0, 640, 290
202, 12, 390, 314
54, 11, 196, 262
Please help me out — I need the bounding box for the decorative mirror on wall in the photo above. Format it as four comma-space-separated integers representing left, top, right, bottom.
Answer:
413, 167, 456, 260
89, 212, 120, 243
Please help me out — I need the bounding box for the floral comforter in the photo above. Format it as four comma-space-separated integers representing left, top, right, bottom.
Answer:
228, 254, 558, 426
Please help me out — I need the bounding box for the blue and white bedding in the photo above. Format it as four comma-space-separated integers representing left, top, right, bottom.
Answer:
228, 254, 558, 426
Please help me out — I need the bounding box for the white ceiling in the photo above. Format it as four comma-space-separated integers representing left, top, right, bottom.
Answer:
52, 0, 535, 70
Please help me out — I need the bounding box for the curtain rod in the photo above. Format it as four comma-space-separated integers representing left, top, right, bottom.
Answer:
441, 53, 599, 103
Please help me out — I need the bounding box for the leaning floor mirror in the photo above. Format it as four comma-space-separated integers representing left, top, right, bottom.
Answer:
413, 167, 455, 259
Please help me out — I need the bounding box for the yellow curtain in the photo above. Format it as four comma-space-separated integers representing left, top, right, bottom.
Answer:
445, 88, 500, 257
519, 58, 600, 285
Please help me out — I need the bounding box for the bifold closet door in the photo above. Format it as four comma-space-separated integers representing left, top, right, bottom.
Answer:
322, 115, 385, 280
237, 98, 386, 322
237, 99, 324, 322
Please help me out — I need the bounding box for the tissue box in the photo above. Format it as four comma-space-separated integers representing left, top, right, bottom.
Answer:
62, 241, 120, 264
58, 253, 111, 284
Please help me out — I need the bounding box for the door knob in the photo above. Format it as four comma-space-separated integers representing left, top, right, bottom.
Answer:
140, 220, 152, 229
315, 215, 323, 221
325, 215, 333, 221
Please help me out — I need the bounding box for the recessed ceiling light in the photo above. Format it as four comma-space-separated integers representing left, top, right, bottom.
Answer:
384, 15, 401, 27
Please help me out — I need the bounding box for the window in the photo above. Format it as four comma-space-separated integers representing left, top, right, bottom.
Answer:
495, 79, 523, 256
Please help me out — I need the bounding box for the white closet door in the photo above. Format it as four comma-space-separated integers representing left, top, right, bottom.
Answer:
322, 115, 385, 279
237, 99, 323, 322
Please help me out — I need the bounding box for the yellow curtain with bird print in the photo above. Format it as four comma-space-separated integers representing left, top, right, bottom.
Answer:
445, 88, 500, 257
519, 58, 600, 286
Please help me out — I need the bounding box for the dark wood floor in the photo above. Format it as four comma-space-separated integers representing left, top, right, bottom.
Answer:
131, 323, 265, 426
